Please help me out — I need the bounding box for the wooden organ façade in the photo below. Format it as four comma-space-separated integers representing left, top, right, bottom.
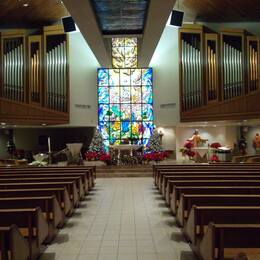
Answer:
0, 25, 69, 125
179, 25, 260, 122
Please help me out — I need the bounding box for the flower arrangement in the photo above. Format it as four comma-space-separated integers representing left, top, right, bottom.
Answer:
211, 154, 219, 162
179, 141, 195, 159
210, 142, 221, 149
84, 151, 111, 164
143, 151, 168, 163
85, 151, 98, 161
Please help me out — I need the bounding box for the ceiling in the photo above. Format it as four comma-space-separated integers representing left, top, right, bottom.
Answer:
0, 0, 67, 28
91, 0, 150, 35
178, 0, 260, 23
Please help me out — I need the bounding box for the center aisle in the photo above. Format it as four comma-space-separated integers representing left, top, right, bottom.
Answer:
41, 178, 196, 260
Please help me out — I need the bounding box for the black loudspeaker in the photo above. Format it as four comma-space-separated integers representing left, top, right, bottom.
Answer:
62, 16, 76, 33
170, 10, 184, 27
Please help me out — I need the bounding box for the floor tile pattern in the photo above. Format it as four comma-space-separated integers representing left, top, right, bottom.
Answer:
40, 178, 196, 260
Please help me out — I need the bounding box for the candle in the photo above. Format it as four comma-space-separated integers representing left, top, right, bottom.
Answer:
48, 137, 51, 153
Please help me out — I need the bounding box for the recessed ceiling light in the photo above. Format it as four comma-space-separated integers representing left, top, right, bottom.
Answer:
42, 123, 47, 126
23, 3, 29, 7
0, 122, 6, 126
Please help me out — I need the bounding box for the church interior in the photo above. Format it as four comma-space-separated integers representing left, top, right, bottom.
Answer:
1, 0, 260, 259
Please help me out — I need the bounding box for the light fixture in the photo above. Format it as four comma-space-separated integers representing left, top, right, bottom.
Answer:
23, 3, 29, 7
42, 123, 47, 126
0, 122, 6, 126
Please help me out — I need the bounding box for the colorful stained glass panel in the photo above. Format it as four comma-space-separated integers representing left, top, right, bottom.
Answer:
110, 87, 120, 103
98, 104, 110, 121
142, 68, 153, 86
143, 86, 153, 104
98, 69, 109, 86
98, 87, 109, 104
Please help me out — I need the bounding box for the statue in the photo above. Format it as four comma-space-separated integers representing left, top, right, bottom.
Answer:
253, 133, 260, 149
188, 129, 208, 147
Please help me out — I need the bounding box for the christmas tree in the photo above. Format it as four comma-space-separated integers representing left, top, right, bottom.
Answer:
146, 128, 162, 152
88, 129, 105, 154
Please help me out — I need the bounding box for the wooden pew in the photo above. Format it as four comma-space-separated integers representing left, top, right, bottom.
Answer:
158, 169, 260, 192
170, 186, 260, 215
0, 208, 48, 260
0, 181, 79, 209
0, 225, 30, 260
154, 165, 260, 187
162, 174, 260, 197
0, 176, 84, 200
183, 206, 260, 245
166, 179, 260, 205
0, 188, 71, 217
198, 223, 260, 260
0, 166, 95, 189
0, 172, 89, 194
0, 196, 63, 242
177, 194, 260, 226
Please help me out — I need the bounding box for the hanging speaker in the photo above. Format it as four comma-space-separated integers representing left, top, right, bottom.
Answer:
170, 10, 184, 27
62, 16, 76, 33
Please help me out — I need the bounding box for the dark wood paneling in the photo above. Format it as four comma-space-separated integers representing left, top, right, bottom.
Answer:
180, 0, 260, 23
181, 92, 260, 122
0, 97, 69, 125
0, 0, 67, 29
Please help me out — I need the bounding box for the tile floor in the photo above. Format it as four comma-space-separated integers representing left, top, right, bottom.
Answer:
40, 178, 196, 260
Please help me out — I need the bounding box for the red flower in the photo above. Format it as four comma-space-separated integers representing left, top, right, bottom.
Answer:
85, 151, 98, 161
211, 154, 219, 162
210, 143, 221, 149
143, 152, 166, 162
184, 141, 194, 149
99, 153, 111, 162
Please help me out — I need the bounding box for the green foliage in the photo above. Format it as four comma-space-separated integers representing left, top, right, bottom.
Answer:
146, 129, 162, 152
88, 129, 105, 153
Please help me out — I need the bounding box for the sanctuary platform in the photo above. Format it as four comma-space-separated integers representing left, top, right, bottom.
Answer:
96, 164, 153, 178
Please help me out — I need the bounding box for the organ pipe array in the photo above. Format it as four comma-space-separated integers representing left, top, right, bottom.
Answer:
45, 36, 67, 112
0, 27, 69, 113
222, 35, 243, 100
205, 37, 218, 102
247, 37, 259, 92
181, 33, 203, 111
2, 37, 25, 102
179, 26, 260, 112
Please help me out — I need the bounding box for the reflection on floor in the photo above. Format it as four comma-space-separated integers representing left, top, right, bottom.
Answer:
40, 178, 196, 260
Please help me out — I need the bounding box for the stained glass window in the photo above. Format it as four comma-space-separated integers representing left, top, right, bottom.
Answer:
98, 38, 154, 146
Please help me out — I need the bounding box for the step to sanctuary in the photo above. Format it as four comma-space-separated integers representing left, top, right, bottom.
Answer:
96, 165, 153, 177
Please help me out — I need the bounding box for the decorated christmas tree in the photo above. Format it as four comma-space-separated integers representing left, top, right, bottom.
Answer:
88, 129, 105, 154
146, 128, 162, 152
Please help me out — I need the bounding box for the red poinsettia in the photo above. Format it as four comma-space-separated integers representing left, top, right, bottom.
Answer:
184, 141, 194, 149
143, 151, 167, 162
211, 154, 219, 162
210, 142, 221, 149
99, 153, 111, 162
85, 151, 98, 161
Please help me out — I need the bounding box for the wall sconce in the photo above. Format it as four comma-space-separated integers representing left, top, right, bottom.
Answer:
157, 127, 164, 145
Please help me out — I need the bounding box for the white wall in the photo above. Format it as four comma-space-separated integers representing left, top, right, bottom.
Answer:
150, 25, 180, 126
68, 32, 100, 126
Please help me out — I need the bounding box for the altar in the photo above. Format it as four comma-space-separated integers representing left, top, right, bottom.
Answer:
109, 144, 143, 164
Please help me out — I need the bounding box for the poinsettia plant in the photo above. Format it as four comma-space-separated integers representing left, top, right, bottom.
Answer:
143, 151, 168, 162
211, 154, 219, 162
210, 142, 221, 149
85, 151, 98, 161
179, 141, 195, 158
